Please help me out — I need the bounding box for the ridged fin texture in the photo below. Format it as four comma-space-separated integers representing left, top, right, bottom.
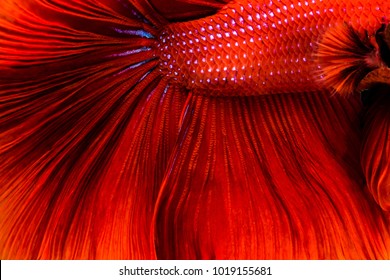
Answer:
317, 23, 376, 96
361, 89, 390, 212
153, 91, 390, 259
0, 0, 186, 259
2, 0, 390, 260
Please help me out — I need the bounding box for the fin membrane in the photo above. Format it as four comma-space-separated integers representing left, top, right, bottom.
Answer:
361, 86, 390, 211
0, 0, 185, 259
148, 0, 230, 22
153, 91, 390, 259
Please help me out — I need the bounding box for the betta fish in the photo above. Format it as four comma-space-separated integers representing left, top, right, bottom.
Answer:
0, 0, 390, 259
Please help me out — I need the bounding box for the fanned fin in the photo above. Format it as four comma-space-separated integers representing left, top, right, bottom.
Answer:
153, 92, 390, 259
0, 0, 185, 259
361, 86, 390, 211
317, 23, 380, 95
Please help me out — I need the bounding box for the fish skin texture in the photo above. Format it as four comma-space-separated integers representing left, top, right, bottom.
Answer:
157, 0, 390, 95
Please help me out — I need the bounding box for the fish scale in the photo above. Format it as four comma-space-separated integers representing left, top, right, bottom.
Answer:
157, 0, 389, 96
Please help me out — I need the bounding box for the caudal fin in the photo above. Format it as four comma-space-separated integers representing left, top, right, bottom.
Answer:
0, 0, 176, 259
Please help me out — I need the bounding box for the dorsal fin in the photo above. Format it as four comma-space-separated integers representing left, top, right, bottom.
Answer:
149, 0, 230, 22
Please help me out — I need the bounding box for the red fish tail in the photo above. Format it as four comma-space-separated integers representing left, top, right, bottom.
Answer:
0, 0, 178, 259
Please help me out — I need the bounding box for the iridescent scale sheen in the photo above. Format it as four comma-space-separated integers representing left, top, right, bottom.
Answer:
157, 0, 389, 96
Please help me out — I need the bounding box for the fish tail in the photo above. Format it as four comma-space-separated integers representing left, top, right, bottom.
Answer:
0, 0, 161, 259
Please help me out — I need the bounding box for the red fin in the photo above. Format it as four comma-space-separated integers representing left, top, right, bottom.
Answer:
0, 0, 186, 259
148, 0, 230, 21
153, 92, 390, 259
317, 24, 379, 95
361, 87, 390, 211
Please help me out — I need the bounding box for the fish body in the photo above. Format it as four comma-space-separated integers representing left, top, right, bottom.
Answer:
158, 0, 389, 95
0, 0, 390, 260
